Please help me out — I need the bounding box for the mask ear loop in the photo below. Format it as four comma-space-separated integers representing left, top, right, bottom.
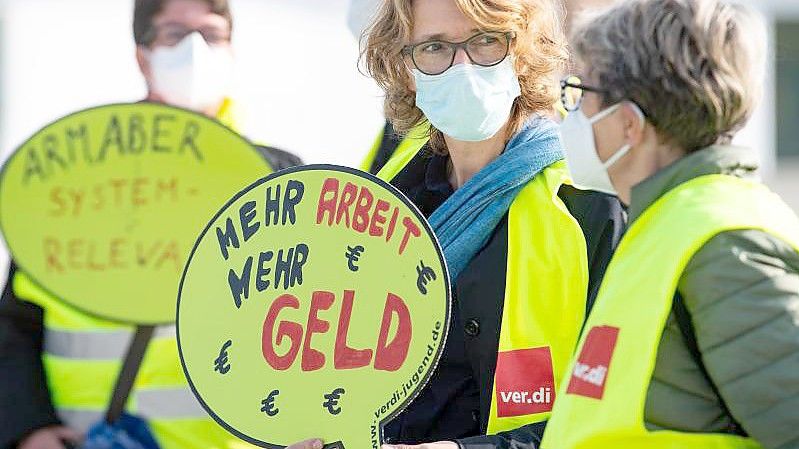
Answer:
601, 102, 647, 169
588, 103, 621, 124
628, 101, 646, 129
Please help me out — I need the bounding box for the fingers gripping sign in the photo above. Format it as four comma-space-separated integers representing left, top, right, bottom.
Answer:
177, 166, 451, 449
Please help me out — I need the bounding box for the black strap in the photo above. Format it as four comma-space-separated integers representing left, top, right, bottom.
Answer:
105, 325, 155, 424
671, 293, 746, 436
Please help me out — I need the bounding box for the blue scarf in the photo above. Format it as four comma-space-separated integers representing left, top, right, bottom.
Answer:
428, 116, 564, 282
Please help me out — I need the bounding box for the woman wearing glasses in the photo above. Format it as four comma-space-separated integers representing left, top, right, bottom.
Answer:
291, 1, 623, 449
539, 0, 799, 448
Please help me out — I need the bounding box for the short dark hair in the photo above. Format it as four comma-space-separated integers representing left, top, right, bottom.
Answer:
133, 0, 233, 46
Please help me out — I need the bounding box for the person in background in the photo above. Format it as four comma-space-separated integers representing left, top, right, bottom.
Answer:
135, 0, 301, 170
0, 1, 300, 449
289, 1, 624, 448
541, 0, 799, 448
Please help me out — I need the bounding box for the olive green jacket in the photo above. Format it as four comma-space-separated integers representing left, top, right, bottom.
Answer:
633, 146, 799, 449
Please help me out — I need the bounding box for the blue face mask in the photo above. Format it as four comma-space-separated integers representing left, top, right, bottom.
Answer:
413, 57, 521, 142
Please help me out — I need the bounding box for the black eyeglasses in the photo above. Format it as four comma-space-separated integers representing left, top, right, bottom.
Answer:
560, 76, 607, 112
143, 24, 231, 48
402, 31, 515, 76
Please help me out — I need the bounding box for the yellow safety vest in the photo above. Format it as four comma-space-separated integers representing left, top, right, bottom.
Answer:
360, 123, 430, 174
359, 126, 389, 172
377, 139, 589, 432
541, 174, 799, 449
13, 273, 250, 449
11, 102, 260, 449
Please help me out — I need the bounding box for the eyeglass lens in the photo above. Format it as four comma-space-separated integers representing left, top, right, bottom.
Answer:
411, 32, 511, 75
151, 25, 230, 47
561, 76, 585, 111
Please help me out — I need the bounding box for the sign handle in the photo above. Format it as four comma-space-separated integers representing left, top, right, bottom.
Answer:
105, 325, 156, 424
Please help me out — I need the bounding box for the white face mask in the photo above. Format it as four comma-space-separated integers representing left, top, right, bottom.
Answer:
559, 102, 645, 195
413, 57, 521, 142
147, 32, 234, 112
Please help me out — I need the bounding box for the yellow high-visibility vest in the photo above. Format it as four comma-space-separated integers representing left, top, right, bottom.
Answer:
359, 125, 390, 173
357, 122, 430, 174
541, 174, 799, 449
377, 139, 589, 432
12, 101, 260, 449
13, 273, 249, 449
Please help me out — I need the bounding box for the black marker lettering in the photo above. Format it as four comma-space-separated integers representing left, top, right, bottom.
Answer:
152, 114, 175, 153
128, 114, 146, 155
282, 180, 304, 225
239, 200, 260, 242
98, 115, 124, 161
264, 185, 281, 226
274, 247, 294, 290
216, 217, 240, 261
23, 147, 46, 184
43, 135, 67, 175
179, 120, 203, 161
228, 256, 253, 308
65, 124, 90, 165
256, 251, 274, 291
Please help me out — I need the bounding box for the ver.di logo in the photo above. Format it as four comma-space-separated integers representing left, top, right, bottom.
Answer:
494, 347, 555, 417
566, 326, 620, 400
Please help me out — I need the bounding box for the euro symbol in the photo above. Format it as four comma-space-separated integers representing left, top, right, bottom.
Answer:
213, 340, 232, 374
323, 388, 346, 415
416, 260, 437, 295
261, 390, 280, 417
345, 245, 365, 272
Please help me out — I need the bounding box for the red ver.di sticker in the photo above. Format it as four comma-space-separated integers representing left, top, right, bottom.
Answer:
494, 347, 555, 417
566, 325, 620, 400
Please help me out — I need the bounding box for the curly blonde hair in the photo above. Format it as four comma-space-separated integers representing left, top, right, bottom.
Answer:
362, 0, 568, 154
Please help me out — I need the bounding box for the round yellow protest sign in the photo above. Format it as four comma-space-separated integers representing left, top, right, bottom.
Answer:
177, 165, 451, 449
0, 103, 270, 324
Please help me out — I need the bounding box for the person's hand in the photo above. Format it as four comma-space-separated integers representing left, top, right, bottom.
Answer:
19, 426, 81, 449
383, 441, 459, 449
285, 439, 324, 449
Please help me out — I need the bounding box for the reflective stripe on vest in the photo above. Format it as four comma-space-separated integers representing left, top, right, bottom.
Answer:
55, 387, 207, 434
40, 325, 207, 430
135, 387, 207, 418
377, 141, 588, 433
44, 328, 133, 360
52, 391, 206, 434
44, 326, 176, 359
56, 409, 104, 434
542, 174, 799, 449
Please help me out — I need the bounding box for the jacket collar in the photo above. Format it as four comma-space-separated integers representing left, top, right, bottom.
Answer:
628, 145, 760, 223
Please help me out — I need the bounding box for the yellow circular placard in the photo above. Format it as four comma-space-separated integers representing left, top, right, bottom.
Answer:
0, 103, 270, 324
177, 165, 451, 449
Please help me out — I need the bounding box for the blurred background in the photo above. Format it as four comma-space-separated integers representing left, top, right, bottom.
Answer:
0, 0, 794, 201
